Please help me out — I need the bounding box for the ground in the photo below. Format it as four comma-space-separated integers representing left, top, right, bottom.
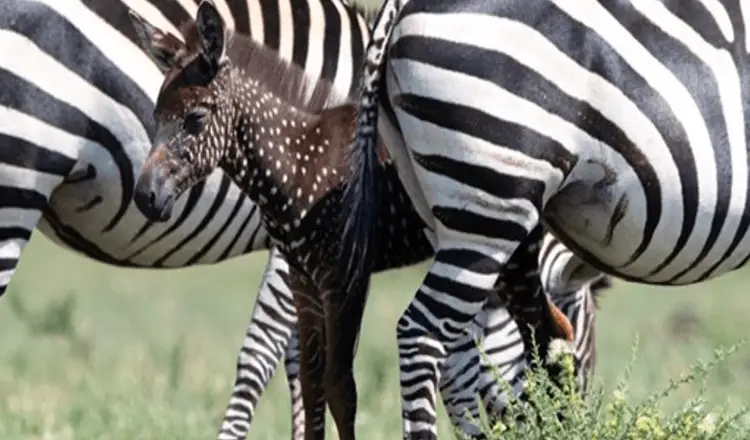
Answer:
0, 234, 748, 439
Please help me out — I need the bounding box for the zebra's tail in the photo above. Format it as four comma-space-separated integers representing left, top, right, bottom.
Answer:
339, 0, 404, 297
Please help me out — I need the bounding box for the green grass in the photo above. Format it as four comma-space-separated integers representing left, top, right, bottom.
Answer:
1, 234, 750, 439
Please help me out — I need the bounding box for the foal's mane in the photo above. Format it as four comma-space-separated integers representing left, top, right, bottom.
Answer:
176, 19, 350, 112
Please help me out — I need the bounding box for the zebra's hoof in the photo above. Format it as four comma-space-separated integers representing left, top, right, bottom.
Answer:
546, 338, 575, 366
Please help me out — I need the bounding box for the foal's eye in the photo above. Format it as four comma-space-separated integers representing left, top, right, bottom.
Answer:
183, 108, 208, 135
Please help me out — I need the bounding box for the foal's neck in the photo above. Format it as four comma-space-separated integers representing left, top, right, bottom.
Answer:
221, 69, 353, 247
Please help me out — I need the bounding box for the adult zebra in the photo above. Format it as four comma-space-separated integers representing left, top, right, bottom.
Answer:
0, 0, 368, 438
343, 0, 750, 438
2, 0, 607, 439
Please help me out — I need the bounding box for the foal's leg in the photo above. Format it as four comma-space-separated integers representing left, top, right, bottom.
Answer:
322, 281, 368, 440
284, 325, 305, 440
290, 271, 327, 440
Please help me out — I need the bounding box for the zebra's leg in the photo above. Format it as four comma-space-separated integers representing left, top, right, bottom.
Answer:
538, 234, 607, 392
539, 233, 601, 297
216, 247, 298, 440
0, 162, 70, 297
397, 225, 573, 439
438, 311, 486, 439
438, 244, 571, 437
475, 237, 606, 423
289, 270, 327, 440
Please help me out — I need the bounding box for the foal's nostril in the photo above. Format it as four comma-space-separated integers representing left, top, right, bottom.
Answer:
148, 190, 157, 209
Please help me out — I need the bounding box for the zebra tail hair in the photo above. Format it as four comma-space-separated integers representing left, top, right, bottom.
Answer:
339, 0, 402, 299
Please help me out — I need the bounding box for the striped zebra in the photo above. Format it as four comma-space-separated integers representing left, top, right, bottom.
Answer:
1, 0, 606, 439
342, 0, 750, 437
1, 0, 367, 438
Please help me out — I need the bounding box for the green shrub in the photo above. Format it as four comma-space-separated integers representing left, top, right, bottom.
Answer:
470, 336, 749, 440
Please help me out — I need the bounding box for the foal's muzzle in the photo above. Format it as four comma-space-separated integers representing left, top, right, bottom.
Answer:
134, 158, 178, 222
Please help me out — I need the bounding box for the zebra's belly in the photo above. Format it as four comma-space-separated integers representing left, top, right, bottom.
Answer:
544, 159, 750, 285
39, 166, 269, 268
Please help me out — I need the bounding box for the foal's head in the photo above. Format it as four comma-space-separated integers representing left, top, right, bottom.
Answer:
129, 0, 347, 222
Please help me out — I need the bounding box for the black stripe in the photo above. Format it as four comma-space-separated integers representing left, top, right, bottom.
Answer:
0, 133, 77, 176
244, 204, 266, 252
259, 0, 281, 50
0, 69, 134, 234
662, 0, 731, 48
412, 149, 547, 209
436, 248, 502, 274
42, 208, 136, 267
289, 0, 311, 69
318, 0, 342, 83
0, 186, 48, 210
0, 227, 34, 242
0, 258, 18, 272
146, 0, 193, 31
228, 0, 252, 34
433, 206, 530, 246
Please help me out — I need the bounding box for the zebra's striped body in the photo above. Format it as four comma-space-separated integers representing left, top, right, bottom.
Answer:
343, 0, 750, 437
3, 0, 607, 438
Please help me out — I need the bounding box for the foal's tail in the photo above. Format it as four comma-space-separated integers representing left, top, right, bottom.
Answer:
339, 0, 405, 297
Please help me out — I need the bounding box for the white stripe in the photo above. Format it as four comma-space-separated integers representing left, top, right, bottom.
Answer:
211, 0, 237, 34
0, 239, 26, 261
303, 0, 327, 82
329, 0, 354, 95
0, 163, 62, 194
0, 107, 83, 161
246, 0, 266, 45
276, 0, 295, 63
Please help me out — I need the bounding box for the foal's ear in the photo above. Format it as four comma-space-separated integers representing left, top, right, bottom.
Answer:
196, 0, 228, 71
128, 10, 185, 73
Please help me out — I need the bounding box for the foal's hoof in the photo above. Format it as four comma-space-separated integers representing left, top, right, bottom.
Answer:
546, 338, 575, 367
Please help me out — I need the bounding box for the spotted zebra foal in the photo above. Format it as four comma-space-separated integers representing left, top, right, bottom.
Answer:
127, 2, 437, 439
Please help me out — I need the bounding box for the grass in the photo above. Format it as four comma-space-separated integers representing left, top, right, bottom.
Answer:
1, 234, 750, 439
